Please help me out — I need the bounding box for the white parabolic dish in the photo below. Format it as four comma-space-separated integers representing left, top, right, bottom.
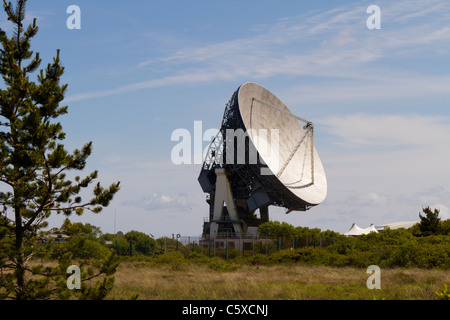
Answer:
237, 82, 327, 206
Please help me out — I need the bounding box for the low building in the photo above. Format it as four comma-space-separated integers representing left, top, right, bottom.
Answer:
375, 221, 418, 231
38, 229, 70, 243
344, 223, 378, 237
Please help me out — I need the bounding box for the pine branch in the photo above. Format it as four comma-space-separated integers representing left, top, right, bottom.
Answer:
0, 176, 14, 186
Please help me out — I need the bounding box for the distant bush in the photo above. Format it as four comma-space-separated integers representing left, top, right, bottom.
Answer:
324, 229, 450, 269
207, 257, 236, 272
114, 230, 450, 270
246, 254, 270, 266
45, 234, 112, 260
249, 227, 450, 269
268, 247, 325, 265
187, 252, 209, 264
108, 237, 131, 256
439, 219, 450, 235
68, 237, 112, 260
258, 221, 341, 242
125, 230, 155, 255
153, 251, 187, 270
46, 219, 450, 271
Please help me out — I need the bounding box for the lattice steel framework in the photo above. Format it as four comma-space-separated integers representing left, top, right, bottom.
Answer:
199, 85, 315, 214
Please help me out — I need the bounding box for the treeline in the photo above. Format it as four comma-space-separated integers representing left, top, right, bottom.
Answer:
258, 220, 340, 240
41, 218, 168, 259
265, 227, 450, 269
255, 212, 450, 269
41, 214, 450, 270
258, 207, 450, 240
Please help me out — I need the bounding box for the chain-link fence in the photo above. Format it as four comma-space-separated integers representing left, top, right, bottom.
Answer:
112, 236, 337, 258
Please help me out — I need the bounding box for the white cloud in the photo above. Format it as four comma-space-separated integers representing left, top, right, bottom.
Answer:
317, 114, 450, 195
435, 205, 450, 220
64, 1, 450, 103
352, 192, 390, 207
123, 192, 196, 212
319, 114, 450, 147
307, 113, 450, 231
281, 73, 450, 106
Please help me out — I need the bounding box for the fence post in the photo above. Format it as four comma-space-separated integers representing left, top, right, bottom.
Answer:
238, 238, 241, 257
226, 238, 228, 260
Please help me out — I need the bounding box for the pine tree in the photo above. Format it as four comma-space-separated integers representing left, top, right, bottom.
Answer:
0, 0, 120, 299
418, 206, 441, 236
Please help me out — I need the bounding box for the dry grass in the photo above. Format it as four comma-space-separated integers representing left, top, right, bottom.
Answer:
108, 261, 450, 300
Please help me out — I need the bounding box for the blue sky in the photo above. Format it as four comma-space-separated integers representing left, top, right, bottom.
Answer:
2, 0, 450, 237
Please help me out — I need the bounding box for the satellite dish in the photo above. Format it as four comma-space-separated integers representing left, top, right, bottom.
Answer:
199, 82, 327, 238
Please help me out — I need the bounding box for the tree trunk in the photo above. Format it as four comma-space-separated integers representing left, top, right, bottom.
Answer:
14, 205, 25, 300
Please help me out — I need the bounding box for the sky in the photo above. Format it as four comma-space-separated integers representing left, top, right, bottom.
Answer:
1, 0, 450, 237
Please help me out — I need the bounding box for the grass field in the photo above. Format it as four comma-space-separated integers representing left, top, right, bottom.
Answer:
108, 260, 450, 300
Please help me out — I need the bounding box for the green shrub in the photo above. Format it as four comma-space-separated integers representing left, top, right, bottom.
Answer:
324, 253, 351, 267
411, 243, 450, 269
345, 251, 377, 269
269, 248, 327, 265
327, 237, 358, 255
438, 219, 450, 235
246, 254, 270, 266
124, 231, 155, 255
153, 251, 187, 270
109, 237, 130, 256
207, 257, 236, 272
58, 236, 111, 260
187, 252, 209, 264
434, 284, 450, 300
269, 249, 299, 263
